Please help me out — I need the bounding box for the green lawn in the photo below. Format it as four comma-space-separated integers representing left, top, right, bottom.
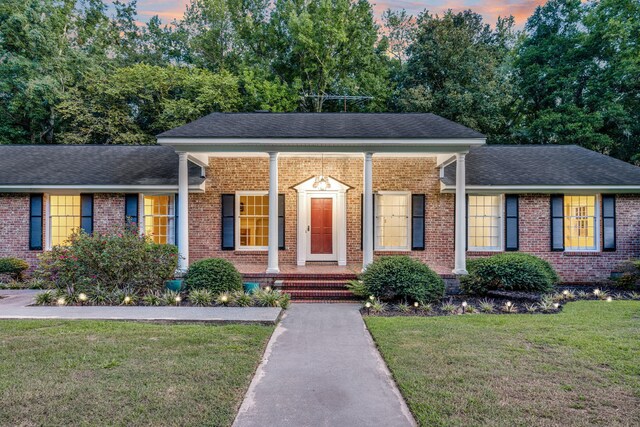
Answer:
366, 301, 640, 427
0, 321, 273, 426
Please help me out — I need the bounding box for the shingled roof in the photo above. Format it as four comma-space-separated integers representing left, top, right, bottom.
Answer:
442, 145, 640, 187
157, 113, 485, 139
0, 145, 204, 187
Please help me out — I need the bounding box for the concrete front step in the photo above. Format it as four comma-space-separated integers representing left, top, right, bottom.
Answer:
281, 280, 350, 290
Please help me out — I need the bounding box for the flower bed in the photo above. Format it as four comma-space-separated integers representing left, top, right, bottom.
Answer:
34, 287, 290, 309
361, 287, 640, 317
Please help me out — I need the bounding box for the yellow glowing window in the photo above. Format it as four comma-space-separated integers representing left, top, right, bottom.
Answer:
50, 195, 81, 246
468, 195, 502, 250
564, 195, 597, 251
375, 193, 410, 250
238, 193, 269, 249
143, 195, 175, 244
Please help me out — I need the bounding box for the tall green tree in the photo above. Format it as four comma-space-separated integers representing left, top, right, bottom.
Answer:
514, 0, 639, 161
399, 10, 517, 143
268, 0, 390, 112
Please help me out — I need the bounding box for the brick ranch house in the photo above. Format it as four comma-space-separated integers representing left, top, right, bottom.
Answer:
1, 113, 640, 293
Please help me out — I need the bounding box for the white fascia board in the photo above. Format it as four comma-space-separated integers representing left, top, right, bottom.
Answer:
0, 184, 206, 194
157, 137, 486, 154
436, 154, 457, 167
186, 153, 210, 168
440, 184, 640, 194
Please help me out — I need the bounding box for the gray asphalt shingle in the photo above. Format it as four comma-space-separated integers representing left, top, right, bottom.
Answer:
442, 145, 640, 186
0, 145, 204, 186
157, 112, 486, 139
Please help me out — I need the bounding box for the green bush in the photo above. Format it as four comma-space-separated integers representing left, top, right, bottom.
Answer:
460, 253, 559, 295
612, 260, 640, 290
361, 256, 445, 303
185, 258, 242, 294
35, 226, 179, 295
0, 257, 29, 281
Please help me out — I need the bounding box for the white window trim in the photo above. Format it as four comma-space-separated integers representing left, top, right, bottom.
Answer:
564, 194, 600, 253
467, 194, 504, 252
235, 190, 269, 251
45, 193, 82, 250
375, 191, 411, 251
140, 193, 176, 245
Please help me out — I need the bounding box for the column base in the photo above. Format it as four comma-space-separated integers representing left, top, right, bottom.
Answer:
452, 268, 468, 275
266, 267, 280, 274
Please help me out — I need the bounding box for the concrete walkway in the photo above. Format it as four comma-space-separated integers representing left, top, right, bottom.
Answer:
234, 304, 416, 427
0, 290, 281, 324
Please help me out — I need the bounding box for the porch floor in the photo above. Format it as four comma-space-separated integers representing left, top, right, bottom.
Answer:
236, 263, 455, 277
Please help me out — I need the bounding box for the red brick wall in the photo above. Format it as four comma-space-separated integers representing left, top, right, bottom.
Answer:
188, 156, 454, 271
93, 193, 126, 233
468, 194, 640, 284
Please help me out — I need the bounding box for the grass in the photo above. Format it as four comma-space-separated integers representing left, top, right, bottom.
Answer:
365, 301, 640, 427
0, 320, 274, 426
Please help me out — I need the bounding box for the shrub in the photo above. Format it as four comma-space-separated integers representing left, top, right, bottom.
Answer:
233, 291, 254, 307
34, 226, 178, 295
361, 256, 445, 303
142, 292, 163, 306
460, 253, 558, 295
185, 258, 242, 294
612, 260, 640, 290
254, 289, 290, 308
34, 291, 54, 305
346, 280, 368, 298
0, 257, 29, 281
189, 289, 214, 306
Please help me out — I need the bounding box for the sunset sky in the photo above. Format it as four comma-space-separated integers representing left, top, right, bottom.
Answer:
134, 0, 547, 28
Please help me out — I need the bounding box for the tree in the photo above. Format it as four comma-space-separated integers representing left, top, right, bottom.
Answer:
267, 0, 390, 112
399, 10, 517, 143
513, 0, 640, 161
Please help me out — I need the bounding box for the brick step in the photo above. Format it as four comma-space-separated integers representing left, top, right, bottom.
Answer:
280, 280, 351, 290
285, 289, 358, 300
243, 273, 358, 281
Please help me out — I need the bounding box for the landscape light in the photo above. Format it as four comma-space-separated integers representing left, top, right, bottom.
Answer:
123, 296, 131, 304
461, 301, 468, 308
57, 297, 66, 306
365, 302, 371, 308
606, 296, 612, 302
593, 289, 601, 296
78, 293, 87, 302
553, 303, 560, 309
505, 301, 512, 307
175, 296, 181, 303
265, 286, 271, 292
413, 302, 419, 307
221, 295, 228, 303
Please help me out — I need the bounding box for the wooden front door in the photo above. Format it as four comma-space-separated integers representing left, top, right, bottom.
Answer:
310, 198, 333, 254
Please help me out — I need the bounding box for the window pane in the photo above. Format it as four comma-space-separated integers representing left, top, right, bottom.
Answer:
564, 195, 596, 250
376, 194, 409, 249
50, 195, 81, 246
467, 195, 501, 250
143, 195, 175, 244
238, 194, 269, 248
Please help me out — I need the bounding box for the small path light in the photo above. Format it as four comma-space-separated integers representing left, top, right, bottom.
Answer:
175, 295, 182, 305
562, 290, 569, 297
78, 293, 87, 305
369, 295, 375, 301
123, 296, 132, 305
221, 295, 228, 303
365, 301, 371, 315
606, 296, 613, 302
553, 303, 560, 309
56, 297, 66, 306
413, 301, 419, 314
461, 301, 468, 314
593, 288, 601, 297
506, 301, 512, 308
265, 286, 271, 292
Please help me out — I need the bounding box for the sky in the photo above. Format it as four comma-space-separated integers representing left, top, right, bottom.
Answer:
134, 0, 547, 28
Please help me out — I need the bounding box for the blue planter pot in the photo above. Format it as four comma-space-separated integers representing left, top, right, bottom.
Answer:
243, 282, 260, 294
165, 279, 184, 292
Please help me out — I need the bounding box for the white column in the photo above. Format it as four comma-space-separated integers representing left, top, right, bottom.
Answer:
363, 152, 374, 268
453, 152, 467, 275
177, 152, 189, 272
267, 152, 280, 273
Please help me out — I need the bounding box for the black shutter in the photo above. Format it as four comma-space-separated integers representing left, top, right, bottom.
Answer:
505, 195, 519, 251
602, 195, 616, 251
80, 194, 94, 234
29, 194, 43, 250
174, 195, 179, 245
550, 195, 564, 251
411, 194, 425, 250
221, 194, 235, 250
125, 194, 139, 226
278, 194, 285, 250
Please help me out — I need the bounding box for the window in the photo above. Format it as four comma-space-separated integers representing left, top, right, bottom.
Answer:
143, 195, 175, 244
49, 195, 81, 246
375, 192, 410, 250
237, 192, 269, 249
564, 195, 598, 251
468, 195, 502, 251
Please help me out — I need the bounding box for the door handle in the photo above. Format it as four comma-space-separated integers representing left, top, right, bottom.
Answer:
307, 225, 310, 232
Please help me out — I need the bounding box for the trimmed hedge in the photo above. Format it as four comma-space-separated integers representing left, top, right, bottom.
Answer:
460, 253, 559, 295
0, 257, 29, 281
361, 256, 445, 303
185, 258, 243, 294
